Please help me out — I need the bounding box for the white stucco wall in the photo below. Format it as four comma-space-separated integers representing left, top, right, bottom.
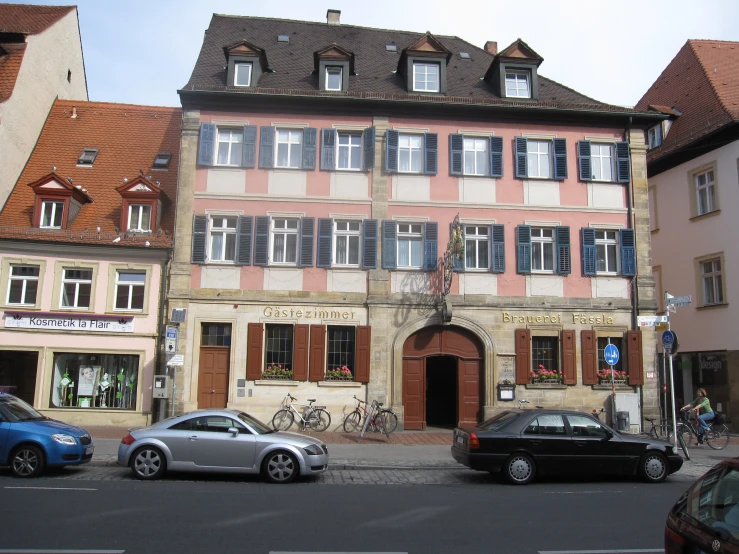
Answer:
650, 140, 739, 351
0, 9, 88, 208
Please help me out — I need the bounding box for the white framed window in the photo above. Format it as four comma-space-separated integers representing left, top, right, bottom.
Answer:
128, 204, 151, 232
271, 218, 299, 265
595, 230, 619, 274
702, 258, 724, 305
337, 132, 362, 170
648, 125, 662, 149
326, 67, 342, 91
40, 201, 64, 229
505, 70, 531, 98
61, 268, 92, 309
7, 265, 39, 305
234, 62, 252, 87
209, 217, 237, 262
464, 225, 489, 270
216, 128, 243, 166
276, 129, 303, 168
463, 138, 488, 176
412, 62, 439, 92
526, 140, 552, 179
398, 134, 423, 173
591, 143, 615, 181
115, 270, 145, 311
334, 220, 361, 266
531, 227, 555, 273
695, 169, 716, 215
397, 223, 423, 268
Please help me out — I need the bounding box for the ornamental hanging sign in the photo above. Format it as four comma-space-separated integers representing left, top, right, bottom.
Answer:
4, 311, 134, 333
441, 214, 464, 323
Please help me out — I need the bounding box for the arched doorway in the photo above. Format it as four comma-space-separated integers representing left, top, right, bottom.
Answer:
402, 326, 484, 430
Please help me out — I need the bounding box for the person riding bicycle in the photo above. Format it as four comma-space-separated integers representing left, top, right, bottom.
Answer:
681, 388, 714, 444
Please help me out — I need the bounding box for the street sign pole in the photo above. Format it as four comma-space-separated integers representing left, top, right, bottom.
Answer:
665, 292, 678, 449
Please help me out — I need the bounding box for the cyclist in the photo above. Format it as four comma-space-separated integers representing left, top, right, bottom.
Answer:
682, 388, 714, 444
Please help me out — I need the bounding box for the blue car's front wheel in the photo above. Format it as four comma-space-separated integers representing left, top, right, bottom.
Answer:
11, 445, 45, 478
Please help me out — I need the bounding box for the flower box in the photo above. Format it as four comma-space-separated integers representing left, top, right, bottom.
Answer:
530, 365, 563, 385
536, 379, 563, 384
325, 376, 354, 382
598, 379, 627, 385
326, 365, 353, 381
261, 373, 293, 380
262, 363, 293, 380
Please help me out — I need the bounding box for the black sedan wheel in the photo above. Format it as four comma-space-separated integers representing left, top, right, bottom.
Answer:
130, 446, 166, 480
504, 453, 536, 485
262, 451, 299, 484
640, 452, 668, 483
11, 445, 45, 478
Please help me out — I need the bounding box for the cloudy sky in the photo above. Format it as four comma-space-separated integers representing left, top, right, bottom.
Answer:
25, 0, 739, 108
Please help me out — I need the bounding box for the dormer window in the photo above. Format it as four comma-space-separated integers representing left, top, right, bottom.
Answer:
116, 177, 162, 235
485, 39, 543, 101
223, 40, 269, 88
234, 62, 252, 87
397, 33, 451, 95
40, 201, 64, 229
314, 43, 354, 93
505, 70, 531, 98
413, 62, 439, 93
648, 125, 662, 149
152, 152, 171, 169
128, 204, 152, 232
77, 148, 98, 166
28, 173, 92, 230
325, 67, 342, 91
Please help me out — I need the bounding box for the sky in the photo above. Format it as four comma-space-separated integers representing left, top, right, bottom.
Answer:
24, 0, 739, 108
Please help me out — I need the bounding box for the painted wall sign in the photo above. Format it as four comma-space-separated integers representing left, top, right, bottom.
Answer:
502, 312, 617, 325
498, 355, 515, 382
263, 307, 358, 321
4, 312, 134, 333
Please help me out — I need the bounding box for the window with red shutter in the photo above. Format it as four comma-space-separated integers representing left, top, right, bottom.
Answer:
515, 329, 531, 384
246, 323, 263, 381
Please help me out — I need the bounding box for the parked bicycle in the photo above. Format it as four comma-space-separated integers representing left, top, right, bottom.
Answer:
643, 416, 671, 440
343, 395, 398, 434
672, 407, 730, 450
271, 393, 331, 432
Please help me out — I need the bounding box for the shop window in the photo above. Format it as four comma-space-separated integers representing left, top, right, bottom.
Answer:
61, 268, 92, 309
7, 265, 39, 305
265, 324, 293, 371
531, 336, 560, 382
201, 323, 232, 347
597, 337, 624, 382
326, 326, 355, 380
115, 270, 145, 311
50, 353, 139, 409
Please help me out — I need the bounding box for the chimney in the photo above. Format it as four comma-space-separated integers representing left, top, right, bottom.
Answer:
484, 41, 498, 55
326, 9, 340, 25
71, 107, 77, 119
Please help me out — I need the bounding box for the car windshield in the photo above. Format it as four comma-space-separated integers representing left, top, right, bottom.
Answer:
237, 412, 274, 435
477, 411, 519, 431
0, 396, 46, 422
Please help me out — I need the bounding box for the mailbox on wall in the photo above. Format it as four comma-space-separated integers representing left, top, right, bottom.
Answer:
153, 375, 170, 399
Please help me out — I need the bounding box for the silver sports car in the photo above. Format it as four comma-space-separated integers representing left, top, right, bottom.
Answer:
117, 409, 329, 483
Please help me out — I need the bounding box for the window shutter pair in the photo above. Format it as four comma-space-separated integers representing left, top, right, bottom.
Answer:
514, 137, 568, 180
581, 330, 643, 385
252, 216, 315, 267
515, 225, 570, 274
258, 127, 317, 170
197, 123, 257, 168
577, 141, 630, 182
381, 221, 438, 271
449, 135, 504, 178
247, 323, 310, 381
320, 127, 376, 171
385, 131, 438, 174
307, 325, 371, 383
580, 227, 635, 276
316, 218, 379, 269
190, 215, 253, 265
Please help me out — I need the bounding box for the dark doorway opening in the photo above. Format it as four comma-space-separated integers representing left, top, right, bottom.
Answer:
425, 355, 457, 428
0, 350, 39, 405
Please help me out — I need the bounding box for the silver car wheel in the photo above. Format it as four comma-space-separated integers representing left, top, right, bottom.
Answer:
133, 448, 163, 479
266, 453, 297, 483
12, 449, 39, 477
644, 454, 666, 480
508, 456, 532, 482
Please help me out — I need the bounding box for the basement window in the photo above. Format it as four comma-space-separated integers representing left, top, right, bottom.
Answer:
77, 148, 98, 166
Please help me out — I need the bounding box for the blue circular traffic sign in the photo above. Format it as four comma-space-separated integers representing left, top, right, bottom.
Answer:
604, 343, 620, 366
662, 331, 675, 347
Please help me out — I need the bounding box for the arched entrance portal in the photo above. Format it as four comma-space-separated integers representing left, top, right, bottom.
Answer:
402, 326, 484, 430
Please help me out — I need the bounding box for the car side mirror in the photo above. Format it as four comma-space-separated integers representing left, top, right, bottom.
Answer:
228, 427, 239, 437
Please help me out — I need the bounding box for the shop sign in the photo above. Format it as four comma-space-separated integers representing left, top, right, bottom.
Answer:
4, 311, 134, 333
502, 312, 617, 325
263, 307, 358, 321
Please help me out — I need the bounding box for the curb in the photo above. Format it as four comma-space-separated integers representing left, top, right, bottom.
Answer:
87, 459, 463, 471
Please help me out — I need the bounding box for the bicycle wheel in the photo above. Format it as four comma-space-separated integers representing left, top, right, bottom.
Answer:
707, 424, 730, 450
343, 410, 362, 433
272, 409, 294, 431
308, 408, 331, 432
378, 410, 398, 434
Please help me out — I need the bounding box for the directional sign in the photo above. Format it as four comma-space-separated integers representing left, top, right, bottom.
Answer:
166, 354, 184, 367
667, 295, 691, 307
637, 315, 669, 327
662, 330, 676, 348
604, 343, 620, 366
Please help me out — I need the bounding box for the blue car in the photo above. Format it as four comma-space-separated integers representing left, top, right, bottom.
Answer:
0, 392, 94, 477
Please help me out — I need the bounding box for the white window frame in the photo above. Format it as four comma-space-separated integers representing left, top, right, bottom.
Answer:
412, 62, 439, 93
275, 128, 303, 169
702, 258, 724, 305
336, 132, 362, 171
234, 62, 252, 87
595, 230, 619, 275
527, 140, 553, 179
531, 227, 555, 273
333, 220, 361, 267
114, 270, 146, 311
648, 125, 662, 149
505, 70, 531, 98
7, 265, 39, 305
40, 201, 64, 229
208, 216, 237, 263
464, 225, 489, 270
591, 143, 615, 182
270, 218, 300, 266
215, 127, 243, 167
695, 169, 717, 215
397, 223, 423, 269
398, 133, 423, 174
325, 66, 342, 91
463, 137, 489, 176
60, 268, 93, 309
127, 204, 152, 232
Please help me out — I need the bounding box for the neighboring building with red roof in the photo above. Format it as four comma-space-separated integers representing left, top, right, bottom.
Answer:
0, 3, 87, 210
0, 99, 181, 427
636, 39, 739, 426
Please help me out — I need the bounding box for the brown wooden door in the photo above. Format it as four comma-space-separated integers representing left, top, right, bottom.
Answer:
458, 358, 481, 427
403, 357, 425, 430
198, 346, 230, 409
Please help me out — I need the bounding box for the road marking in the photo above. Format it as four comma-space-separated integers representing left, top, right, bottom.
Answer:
270, 552, 408, 554
210, 511, 286, 528
4, 486, 97, 491
543, 490, 622, 494
539, 550, 663, 553
0, 550, 124, 553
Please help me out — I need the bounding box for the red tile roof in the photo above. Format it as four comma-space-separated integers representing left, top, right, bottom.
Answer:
0, 99, 181, 249
636, 39, 739, 162
0, 42, 26, 103
0, 4, 75, 34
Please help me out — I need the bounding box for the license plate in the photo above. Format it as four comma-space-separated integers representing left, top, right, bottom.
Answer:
85, 446, 94, 455
456, 436, 464, 444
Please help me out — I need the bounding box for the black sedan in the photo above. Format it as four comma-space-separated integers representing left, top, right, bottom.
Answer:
451, 409, 683, 485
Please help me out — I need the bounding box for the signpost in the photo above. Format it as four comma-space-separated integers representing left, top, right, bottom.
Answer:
663, 292, 690, 450
637, 315, 668, 327
604, 341, 620, 428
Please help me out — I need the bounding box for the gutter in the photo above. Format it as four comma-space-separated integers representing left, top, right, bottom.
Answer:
154, 247, 171, 423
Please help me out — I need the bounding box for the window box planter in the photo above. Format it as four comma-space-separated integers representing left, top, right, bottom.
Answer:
533, 379, 563, 384
325, 376, 354, 382
525, 383, 568, 390
598, 379, 627, 386
260, 373, 294, 381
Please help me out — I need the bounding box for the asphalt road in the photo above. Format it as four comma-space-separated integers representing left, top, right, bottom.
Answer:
0, 471, 686, 554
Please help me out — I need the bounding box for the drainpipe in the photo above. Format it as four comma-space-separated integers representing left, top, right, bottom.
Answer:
155, 249, 171, 422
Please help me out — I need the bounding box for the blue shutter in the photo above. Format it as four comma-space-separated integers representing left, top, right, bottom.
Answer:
320, 129, 336, 171
514, 136, 528, 179
424, 222, 438, 270
490, 136, 504, 178
620, 228, 636, 276
197, 123, 215, 166
191, 215, 207, 264
253, 216, 270, 266
577, 141, 591, 181
362, 219, 378, 269
451, 223, 464, 271
449, 134, 464, 176
553, 138, 568, 180
616, 141, 631, 183
236, 216, 253, 265
581, 227, 596, 276
385, 130, 399, 172
259, 127, 274, 168
556, 226, 571, 275
516, 225, 531, 274
242, 125, 257, 168
491, 224, 505, 273
362, 127, 375, 170
424, 133, 438, 175
302, 128, 317, 170
299, 217, 315, 267
317, 218, 333, 268
382, 220, 397, 269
